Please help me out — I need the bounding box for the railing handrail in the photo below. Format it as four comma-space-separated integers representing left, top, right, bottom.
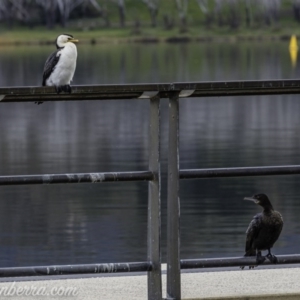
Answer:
0, 262, 151, 277
181, 254, 300, 269
2, 79, 300, 102
0, 171, 153, 185
180, 165, 300, 179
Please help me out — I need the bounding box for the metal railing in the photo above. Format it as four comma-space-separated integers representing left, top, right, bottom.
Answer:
165, 80, 300, 300
2, 79, 300, 300
0, 86, 162, 300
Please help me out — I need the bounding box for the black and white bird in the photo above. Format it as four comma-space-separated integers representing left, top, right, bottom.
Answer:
42, 34, 78, 94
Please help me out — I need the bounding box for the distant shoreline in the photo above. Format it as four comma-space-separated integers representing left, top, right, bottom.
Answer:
0, 27, 296, 46
0, 35, 293, 46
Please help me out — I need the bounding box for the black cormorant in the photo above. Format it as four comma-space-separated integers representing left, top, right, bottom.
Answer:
42, 34, 78, 94
241, 193, 283, 269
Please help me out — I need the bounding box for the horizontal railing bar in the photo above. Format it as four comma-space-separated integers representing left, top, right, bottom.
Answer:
181, 254, 300, 269
0, 262, 151, 277
0, 171, 153, 186
173, 79, 300, 97
0, 84, 168, 102
0, 83, 170, 95
1, 255, 298, 277
2, 79, 300, 102
0, 93, 149, 102
180, 165, 300, 179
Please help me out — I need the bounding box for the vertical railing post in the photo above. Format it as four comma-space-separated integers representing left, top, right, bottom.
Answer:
147, 95, 162, 300
167, 92, 181, 300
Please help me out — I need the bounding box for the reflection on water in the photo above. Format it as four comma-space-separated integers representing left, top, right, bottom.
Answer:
0, 41, 300, 267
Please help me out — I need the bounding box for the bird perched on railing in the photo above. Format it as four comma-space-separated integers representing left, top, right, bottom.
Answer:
42, 34, 78, 94
241, 193, 283, 270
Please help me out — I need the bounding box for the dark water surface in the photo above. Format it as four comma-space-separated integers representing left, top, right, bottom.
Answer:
0, 41, 300, 267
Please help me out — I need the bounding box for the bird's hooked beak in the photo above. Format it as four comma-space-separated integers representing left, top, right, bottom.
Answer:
244, 197, 259, 204
69, 38, 79, 43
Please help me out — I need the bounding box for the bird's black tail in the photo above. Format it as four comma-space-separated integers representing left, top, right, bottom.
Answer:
244, 249, 256, 257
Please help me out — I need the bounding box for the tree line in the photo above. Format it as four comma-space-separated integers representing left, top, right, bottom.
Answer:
1, 0, 300, 30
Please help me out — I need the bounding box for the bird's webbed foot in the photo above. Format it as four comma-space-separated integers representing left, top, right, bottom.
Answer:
55, 85, 72, 94
240, 252, 262, 270
63, 85, 72, 93
55, 85, 63, 94
242, 252, 265, 269
266, 250, 278, 264
240, 265, 257, 270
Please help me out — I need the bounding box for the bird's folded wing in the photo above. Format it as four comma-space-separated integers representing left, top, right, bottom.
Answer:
42, 50, 61, 86
245, 214, 261, 255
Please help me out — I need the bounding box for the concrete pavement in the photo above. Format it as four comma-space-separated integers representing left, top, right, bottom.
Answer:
0, 266, 299, 299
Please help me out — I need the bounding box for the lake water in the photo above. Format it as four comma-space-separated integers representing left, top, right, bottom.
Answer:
0, 41, 300, 267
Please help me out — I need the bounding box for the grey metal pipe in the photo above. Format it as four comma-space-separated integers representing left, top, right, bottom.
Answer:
180, 165, 300, 179
0, 171, 153, 185
167, 93, 181, 300
147, 95, 162, 300
181, 254, 300, 269
0, 262, 151, 277
2, 79, 300, 102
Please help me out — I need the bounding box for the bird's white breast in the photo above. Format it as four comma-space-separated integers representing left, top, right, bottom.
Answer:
46, 43, 77, 86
